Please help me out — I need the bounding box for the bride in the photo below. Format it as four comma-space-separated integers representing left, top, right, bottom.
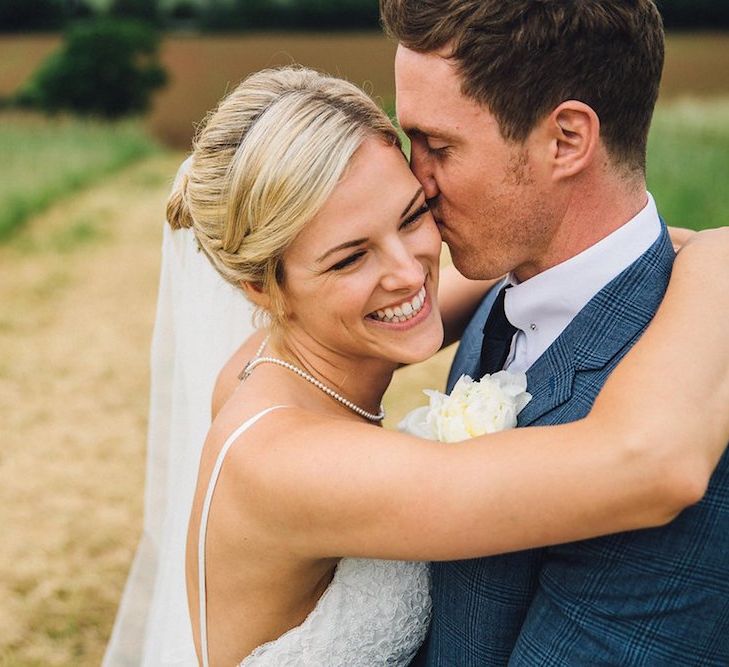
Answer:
107, 67, 729, 666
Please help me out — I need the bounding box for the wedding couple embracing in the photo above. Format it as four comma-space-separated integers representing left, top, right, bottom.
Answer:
104, 1, 729, 665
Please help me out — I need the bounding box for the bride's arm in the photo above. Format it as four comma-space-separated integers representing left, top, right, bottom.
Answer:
238, 229, 729, 561
667, 225, 696, 251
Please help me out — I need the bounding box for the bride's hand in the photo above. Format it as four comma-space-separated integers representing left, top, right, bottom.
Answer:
667, 225, 697, 251
673, 225, 727, 253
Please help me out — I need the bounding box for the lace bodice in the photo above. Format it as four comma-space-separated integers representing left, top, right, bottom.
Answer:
241, 558, 430, 666
197, 407, 431, 666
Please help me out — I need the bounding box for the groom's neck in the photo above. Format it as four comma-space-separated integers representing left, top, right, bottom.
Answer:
513, 172, 647, 283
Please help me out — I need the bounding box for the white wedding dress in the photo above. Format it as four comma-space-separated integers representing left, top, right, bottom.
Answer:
197, 405, 431, 666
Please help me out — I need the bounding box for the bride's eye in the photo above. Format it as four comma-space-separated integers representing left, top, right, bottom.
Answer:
330, 251, 366, 272
400, 203, 430, 230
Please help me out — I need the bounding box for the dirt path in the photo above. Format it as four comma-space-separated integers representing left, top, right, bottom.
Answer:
0, 153, 184, 665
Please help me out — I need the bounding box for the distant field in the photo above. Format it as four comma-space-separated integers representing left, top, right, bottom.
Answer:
1, 31, 728, 147
648, 98, 729, 229
0, 34, 60, 92
0, 112, 157, 240
149, 32, 398, 146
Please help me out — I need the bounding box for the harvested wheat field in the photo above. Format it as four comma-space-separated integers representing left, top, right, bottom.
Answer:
0, 151, 454, 664
0, 153, 182, 664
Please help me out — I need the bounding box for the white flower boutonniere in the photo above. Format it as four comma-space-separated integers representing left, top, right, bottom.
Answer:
398, 372, 532, 443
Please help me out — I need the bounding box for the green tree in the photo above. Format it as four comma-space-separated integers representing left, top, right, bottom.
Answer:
16, 19, 167, 118
110, 0, 161, 25
168, 1, 199, 22
202, 0, 379, 30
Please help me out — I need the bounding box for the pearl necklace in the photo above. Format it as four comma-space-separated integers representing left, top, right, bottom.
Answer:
240, 339, 385, 423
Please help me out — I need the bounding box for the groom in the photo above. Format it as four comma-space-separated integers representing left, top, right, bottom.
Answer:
381, 0, 729, 665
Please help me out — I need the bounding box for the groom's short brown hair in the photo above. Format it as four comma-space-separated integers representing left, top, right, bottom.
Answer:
380, 0, 664, 173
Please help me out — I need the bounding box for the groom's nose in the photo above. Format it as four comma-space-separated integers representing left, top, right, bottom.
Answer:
409, 145, 440, 201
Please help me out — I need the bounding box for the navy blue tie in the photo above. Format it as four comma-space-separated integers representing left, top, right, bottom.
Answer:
479, 286, 518, 376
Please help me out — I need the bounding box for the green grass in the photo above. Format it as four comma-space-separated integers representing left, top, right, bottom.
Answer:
646, 98, 728, 231
0, 112, 158, 241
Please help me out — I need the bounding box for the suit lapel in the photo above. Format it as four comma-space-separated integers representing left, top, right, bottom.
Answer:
517, 338, 576, 425
518, 224, 675, 426
447, 279, 506, 392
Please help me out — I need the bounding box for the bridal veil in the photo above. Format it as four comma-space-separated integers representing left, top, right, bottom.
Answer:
103, 160, 257, 666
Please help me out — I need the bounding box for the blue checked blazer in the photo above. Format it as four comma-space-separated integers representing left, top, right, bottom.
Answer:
415, 225, 729, 666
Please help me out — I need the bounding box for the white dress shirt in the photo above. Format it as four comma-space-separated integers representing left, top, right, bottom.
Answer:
503, 193, 661, 373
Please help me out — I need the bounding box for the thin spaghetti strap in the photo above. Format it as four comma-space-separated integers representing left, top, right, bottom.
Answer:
197, 405, 289, 667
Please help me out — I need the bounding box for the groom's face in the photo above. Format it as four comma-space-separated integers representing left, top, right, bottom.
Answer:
395, 45, 555, 281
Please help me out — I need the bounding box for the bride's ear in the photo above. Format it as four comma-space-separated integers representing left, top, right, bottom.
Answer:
240, 281, 271, 310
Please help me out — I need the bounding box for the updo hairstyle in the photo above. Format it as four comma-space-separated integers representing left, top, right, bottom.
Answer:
166, 67, 400, 325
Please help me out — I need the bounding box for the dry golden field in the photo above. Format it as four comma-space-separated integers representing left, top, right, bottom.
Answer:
1, 32, 729, 147
0, 154, 180, 665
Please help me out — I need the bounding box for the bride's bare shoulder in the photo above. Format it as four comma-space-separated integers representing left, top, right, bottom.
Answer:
212, 329, 267, 418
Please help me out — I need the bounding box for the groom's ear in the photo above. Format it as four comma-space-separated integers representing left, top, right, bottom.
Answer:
240, 281, 271, 310
546, 101, 600, 181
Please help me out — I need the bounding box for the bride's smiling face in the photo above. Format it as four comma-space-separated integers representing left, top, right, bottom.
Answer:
280, 137, 444, 366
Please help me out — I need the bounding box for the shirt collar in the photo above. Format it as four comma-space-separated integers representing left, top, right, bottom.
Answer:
503, 193, 661, 366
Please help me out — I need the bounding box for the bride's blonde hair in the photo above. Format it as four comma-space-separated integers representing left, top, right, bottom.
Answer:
167, 66, 400, 324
